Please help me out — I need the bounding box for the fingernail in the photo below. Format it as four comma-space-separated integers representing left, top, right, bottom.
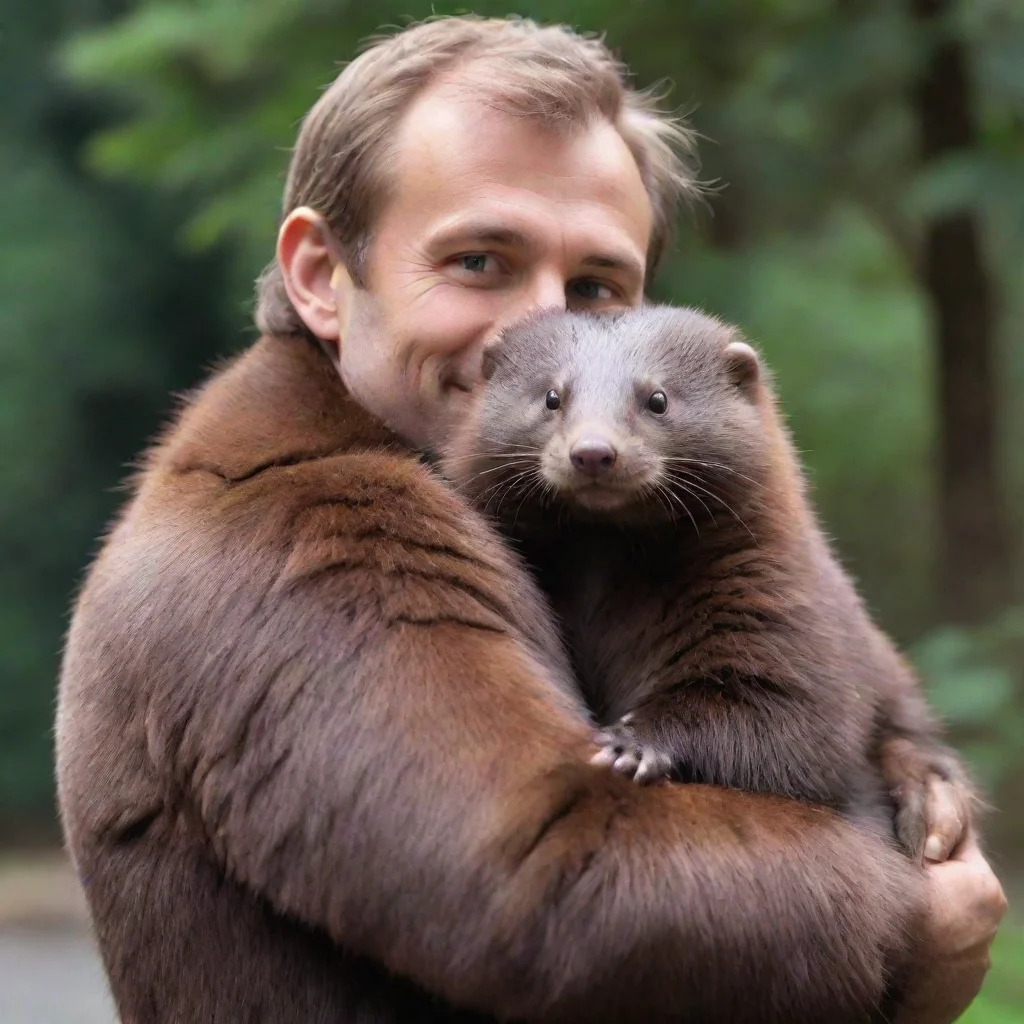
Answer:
924, 834, 943, 861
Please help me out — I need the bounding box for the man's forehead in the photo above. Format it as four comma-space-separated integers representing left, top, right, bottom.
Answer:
387, 82, 653, 258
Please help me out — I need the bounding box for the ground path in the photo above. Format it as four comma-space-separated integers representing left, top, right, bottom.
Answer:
0, 853, 115, 1022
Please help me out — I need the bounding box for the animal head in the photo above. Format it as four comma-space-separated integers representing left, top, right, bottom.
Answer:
446, 305, 774, 527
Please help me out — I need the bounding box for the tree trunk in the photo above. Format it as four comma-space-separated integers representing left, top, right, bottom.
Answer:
910, 0, 1010, 623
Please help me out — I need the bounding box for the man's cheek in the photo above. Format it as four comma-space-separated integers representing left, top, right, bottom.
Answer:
407, 286, 499, 357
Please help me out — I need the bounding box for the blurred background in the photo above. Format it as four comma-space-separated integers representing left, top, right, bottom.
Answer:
1, 0, 1023, 1019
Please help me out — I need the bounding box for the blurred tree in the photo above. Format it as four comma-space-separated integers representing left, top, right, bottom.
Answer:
0, 0, 233, 835
912, 0, 1010, 624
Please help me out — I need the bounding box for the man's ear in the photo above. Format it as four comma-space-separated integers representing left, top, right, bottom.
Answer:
277, 207, 352, 343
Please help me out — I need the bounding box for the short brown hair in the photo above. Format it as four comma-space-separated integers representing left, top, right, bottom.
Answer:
256, 14, 701, 336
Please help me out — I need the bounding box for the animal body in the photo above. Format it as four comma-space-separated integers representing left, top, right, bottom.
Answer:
56, 331, 928, 1023
444, 305, 973, 858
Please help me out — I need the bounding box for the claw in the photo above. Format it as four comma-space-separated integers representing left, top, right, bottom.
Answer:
591, 718, 674, 786
589, 745, 620, 768
634, 747, 671, 785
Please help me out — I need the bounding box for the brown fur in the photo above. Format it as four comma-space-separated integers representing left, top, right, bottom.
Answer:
445, 305, 974, 856
58, 330, 925, 1023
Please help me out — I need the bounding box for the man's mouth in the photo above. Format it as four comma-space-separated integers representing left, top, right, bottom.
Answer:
440, 372, 473, 394
441, 369, 481, 399
440, 351, 485, 395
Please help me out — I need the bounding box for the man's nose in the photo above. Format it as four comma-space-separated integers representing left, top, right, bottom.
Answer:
488, 273, 566, 352
570, 436, 617, 478
522, 272, 567, 315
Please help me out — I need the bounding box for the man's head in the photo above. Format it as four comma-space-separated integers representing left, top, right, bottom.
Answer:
266, 15, 700, 449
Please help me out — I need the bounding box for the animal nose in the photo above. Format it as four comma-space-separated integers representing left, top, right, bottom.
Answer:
570, 437, 617, 477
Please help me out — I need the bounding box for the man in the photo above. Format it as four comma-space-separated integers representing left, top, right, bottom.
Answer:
57, 15, 1005, 1023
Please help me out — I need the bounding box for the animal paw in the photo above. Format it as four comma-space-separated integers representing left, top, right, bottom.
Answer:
880, 738, 975, 863
590, 715, 672, 785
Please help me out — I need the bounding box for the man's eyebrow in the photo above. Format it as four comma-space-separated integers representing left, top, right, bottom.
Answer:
427, 221, 533, 251
580, 252, 645, 277
427, 221, 645, 278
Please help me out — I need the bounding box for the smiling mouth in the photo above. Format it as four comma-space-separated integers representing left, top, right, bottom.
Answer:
445, 363, 485, 396
442, 374, 473, 394
441, 351, 486, 395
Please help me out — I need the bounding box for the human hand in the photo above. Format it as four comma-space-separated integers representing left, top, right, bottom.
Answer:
894, 831, 1007, 1024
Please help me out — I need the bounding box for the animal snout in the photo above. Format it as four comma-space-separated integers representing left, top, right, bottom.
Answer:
570, 437, 617, 477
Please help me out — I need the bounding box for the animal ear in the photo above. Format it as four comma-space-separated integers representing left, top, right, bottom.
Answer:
480, 342, 504, 383
724, 341, 760, 394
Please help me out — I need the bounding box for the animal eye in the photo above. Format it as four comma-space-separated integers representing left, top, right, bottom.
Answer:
545, 389, 561, 411
647, 391, 668, 414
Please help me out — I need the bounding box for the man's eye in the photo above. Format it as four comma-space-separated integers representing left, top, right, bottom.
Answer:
568, 279, 615, 302
457, 254, 495, 273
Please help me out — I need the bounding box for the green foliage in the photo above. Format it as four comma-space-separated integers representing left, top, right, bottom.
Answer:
61, 0, 394, 272
960, 926, 1024, 1024
911, 605, 1024, 846
0, 134, 162, 814
0, 0, 234, 829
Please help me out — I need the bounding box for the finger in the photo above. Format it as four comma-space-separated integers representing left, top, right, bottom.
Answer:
922, 832, 1007, 953
612, 750, 640, 777
923, 779, 966, 863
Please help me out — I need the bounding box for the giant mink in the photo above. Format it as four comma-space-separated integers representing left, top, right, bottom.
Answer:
444, 306, 974, 857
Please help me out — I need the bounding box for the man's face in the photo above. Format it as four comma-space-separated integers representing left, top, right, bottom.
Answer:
334, 82, 654, 450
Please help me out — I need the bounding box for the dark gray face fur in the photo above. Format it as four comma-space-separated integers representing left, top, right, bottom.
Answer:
447, 305, 771, 524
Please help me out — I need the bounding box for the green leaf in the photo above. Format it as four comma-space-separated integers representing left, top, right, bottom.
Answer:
926, 665, 1015, 726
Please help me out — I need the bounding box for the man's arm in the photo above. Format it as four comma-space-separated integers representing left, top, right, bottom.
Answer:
64, 450, 924, 1023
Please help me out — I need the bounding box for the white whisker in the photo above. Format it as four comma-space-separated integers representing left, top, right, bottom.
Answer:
667, 470, 757, 545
